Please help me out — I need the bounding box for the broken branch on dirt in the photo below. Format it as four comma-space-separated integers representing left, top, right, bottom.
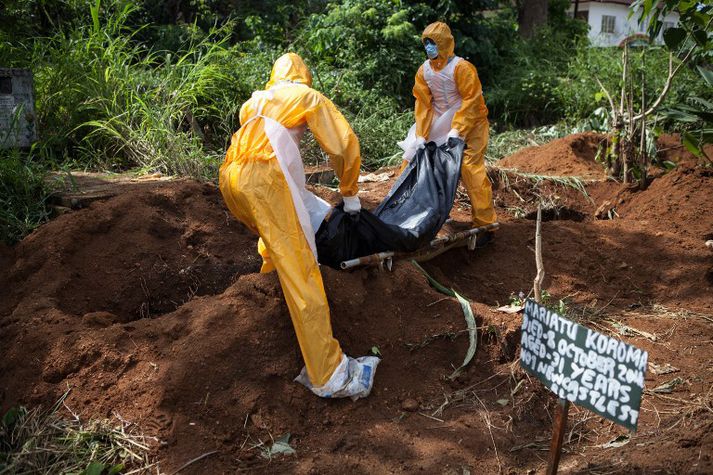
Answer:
474, 394, 503, 474
487, 166, 593, 199
169, 450, 218, 475
533, 204, 545, 304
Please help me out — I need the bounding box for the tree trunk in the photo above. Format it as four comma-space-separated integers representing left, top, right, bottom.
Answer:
519, 0, 549, 38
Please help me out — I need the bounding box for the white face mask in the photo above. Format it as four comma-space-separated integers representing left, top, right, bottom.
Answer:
425, 41, 438, 59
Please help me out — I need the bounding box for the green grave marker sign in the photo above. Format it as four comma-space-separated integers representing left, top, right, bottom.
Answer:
520, 299, 648, 431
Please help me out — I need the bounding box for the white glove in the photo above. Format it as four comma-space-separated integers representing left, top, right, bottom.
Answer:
447, 128, 461, 139
415, 136, 426, 149
343, 195, 361, 214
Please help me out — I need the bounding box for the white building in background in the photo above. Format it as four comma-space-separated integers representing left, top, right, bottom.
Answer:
570, 0, 680, 47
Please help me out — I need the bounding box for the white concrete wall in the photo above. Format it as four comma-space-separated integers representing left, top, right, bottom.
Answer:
571, 2, 680, 47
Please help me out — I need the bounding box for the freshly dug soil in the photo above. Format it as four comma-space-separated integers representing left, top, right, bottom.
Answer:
616, 165, 713, 240
496, 132, 609, 179
656, 133, 713, 167
0, 180, 261, 322
2, 134, 713, 473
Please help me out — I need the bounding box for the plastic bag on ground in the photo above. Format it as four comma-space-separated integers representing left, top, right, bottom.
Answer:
295, 354, 380, 401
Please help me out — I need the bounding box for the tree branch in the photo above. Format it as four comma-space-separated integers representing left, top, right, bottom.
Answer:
632, 50, 688, 121
595, 76, 618, 123
620, 44, 628, 117
533, 204, 544, 303
632, 16, 713, 122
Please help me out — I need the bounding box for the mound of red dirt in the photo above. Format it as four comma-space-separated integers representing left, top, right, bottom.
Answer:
0, 180, 261, 322
496, 132, 609, 178
2, 143, 713, 473
657, 133, 713, 167
0, 183, 525, 472
616, 165, 713, 240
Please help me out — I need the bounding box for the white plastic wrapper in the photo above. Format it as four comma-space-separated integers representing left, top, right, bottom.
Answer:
295, 354, 380, 401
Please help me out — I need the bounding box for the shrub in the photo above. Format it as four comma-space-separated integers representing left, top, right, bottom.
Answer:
486, 15, 589, 128
0, 150, 53, 244
555, 45, 713, 125
297, 0, 423, 107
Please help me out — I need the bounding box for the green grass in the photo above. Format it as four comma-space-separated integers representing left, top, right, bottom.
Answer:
30, 4, 245, 179
0, 391, 156, 474
0, 150, 54, 245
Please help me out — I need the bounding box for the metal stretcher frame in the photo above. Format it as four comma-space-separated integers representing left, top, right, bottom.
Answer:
339, 222, 500, 271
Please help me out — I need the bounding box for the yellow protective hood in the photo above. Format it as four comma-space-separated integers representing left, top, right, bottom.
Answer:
265, 53, 313, 89
422, 22, 455, 70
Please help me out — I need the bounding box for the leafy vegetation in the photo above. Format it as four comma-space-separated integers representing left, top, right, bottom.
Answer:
0, 150, 54, 244
636, 0, 713, 161
556, 45, 711, 125
11, 5, 256, 177
0, 0, 711, 242
487, 0, 589, 126
584, 0, 713, 184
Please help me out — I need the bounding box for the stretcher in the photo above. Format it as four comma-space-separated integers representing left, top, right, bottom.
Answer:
339, 222, 499, 271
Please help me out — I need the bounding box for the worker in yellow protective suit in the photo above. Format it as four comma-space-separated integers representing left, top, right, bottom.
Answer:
219, 53, 379, 399
398, 21, 497, 244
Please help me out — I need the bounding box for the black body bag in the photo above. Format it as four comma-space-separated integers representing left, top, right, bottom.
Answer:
316, 138, 464, 269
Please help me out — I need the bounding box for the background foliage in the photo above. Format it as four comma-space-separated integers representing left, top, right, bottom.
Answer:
0, 0, 711, 242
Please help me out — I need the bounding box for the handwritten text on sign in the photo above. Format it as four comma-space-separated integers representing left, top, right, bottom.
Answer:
520, 300, 648, 431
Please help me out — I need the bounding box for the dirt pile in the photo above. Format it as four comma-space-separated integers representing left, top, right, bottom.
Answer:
617, 165, 713, 240
0, 180, 261, 322
496, 132, 609, 178
2, 133, 713, 473
657, 133, 713, 167
0, 190, 524, 472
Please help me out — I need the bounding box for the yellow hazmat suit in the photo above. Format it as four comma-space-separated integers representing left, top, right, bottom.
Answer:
219, 53, 377, 397
402, 21, 497, 227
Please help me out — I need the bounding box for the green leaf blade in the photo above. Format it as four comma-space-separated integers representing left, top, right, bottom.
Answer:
663, 27, 686, 50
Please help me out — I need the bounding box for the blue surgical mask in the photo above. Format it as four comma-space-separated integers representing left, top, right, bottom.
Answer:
424, 42, 438, 59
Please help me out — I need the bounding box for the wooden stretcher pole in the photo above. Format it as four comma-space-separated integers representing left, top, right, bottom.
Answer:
340, 251, 395, 270
339, 222, 500, 270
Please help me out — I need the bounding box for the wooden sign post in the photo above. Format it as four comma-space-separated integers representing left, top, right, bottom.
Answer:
520, 299, 648, 474
546, 398, 569, 475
